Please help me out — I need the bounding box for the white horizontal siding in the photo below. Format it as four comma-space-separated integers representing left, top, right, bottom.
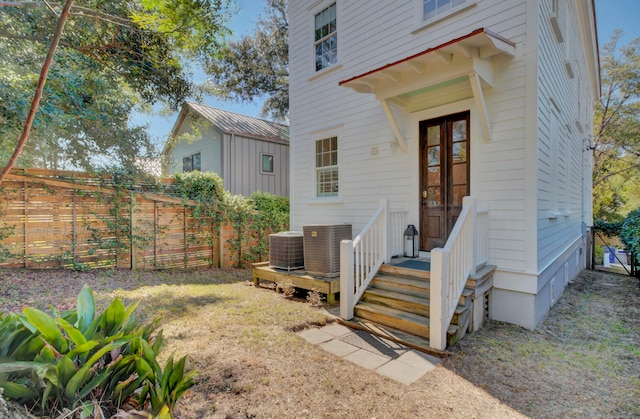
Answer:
536, 0, 595, 271
290, 0, 532, 270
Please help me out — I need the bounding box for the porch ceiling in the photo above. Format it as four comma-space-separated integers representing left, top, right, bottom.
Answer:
339, 28, 516, 147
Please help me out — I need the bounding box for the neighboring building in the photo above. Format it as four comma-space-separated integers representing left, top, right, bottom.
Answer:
162, 102, 289, 197
288, 0, 599, 336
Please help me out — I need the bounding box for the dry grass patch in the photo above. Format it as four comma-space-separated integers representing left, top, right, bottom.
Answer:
1, 268, 637, 418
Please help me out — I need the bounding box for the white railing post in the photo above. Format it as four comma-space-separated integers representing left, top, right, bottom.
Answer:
464, 196, 479, 275
430, 248, 447, 350
340, 239, 355, 320
382, 198, 391, 263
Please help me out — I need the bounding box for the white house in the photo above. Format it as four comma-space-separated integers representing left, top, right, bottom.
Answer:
162, 102, 290, 197
288, 0, 599, 347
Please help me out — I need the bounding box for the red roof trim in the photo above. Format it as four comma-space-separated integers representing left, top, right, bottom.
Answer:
339, 28, 515, 86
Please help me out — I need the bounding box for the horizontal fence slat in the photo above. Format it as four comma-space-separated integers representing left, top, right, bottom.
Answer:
1, 171, 277, 270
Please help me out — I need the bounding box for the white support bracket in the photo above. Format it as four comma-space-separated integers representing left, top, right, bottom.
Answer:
380, 98, 408, 152
468, 71, 492, 142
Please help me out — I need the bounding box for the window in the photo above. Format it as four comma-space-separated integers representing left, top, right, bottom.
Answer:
423, 0, 466, 22
261, 154, 274, 173
315, 137, 338, 197
314, 3, 337, 71
182, 152, 201, 172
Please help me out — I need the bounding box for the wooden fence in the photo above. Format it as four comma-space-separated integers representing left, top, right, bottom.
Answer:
0, 168, 273, 270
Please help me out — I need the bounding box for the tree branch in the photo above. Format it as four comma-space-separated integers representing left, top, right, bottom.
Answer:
0, 0, 74, 184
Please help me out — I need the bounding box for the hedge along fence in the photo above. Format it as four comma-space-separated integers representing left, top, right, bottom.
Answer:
0, 168, 288, 270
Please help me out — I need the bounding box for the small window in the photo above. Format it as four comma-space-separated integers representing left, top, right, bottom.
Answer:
314, 3, 337, 72
315, 137, 338, 197
423, 0, 467, 22
183, 152, 201, 172
262, 154, 274, 173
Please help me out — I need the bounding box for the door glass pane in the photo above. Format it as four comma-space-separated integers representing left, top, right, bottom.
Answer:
452, 163, 467, 185
428, 166, 440, 186
452, 142, 467, 162
428, 146, 440, 166
427, 186, 441, 206
453, 185, 467, 205
452, 120, 467, 142
427, 125, 440, 146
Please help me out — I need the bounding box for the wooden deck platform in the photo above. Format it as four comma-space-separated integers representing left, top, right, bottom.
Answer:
251, 262, 340, 305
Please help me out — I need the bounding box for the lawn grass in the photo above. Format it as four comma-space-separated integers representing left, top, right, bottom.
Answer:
0, 267, 638, 418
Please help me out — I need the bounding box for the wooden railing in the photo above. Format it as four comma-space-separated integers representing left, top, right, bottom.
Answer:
430, 196, 486, 350
340, 199, 391, 320
390, 209, 408, 257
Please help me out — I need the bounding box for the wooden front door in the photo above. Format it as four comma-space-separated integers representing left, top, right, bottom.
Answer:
420, 112, 470, 251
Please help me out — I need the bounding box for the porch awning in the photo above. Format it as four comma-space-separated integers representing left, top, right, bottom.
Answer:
339, 28, 516, 149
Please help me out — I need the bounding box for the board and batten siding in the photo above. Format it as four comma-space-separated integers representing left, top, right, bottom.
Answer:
166, 115, 222, 176
222, 133, 289, 197
290, 0, 530, 265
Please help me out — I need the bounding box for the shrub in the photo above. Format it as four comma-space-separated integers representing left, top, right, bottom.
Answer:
593, 219, 624, 237
621, 208, 640, 267
594, 245, 604, 265
0, 285, 195, 418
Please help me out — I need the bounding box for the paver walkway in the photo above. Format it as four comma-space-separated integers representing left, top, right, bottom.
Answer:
298, 323, 440, 385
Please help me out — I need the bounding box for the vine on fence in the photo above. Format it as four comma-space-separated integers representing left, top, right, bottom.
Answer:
0, 170, 290, 269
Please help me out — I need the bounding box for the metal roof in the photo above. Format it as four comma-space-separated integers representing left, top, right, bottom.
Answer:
185, 101, 289, 144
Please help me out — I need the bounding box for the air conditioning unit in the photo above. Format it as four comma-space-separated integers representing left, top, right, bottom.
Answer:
269, 231, 304, 271
303, 224, 352, 277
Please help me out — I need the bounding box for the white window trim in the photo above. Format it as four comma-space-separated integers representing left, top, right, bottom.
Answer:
307, 125, 343, 202
309, 1, 341, 79
413, 0, 477, 33
260, 152, 275, 175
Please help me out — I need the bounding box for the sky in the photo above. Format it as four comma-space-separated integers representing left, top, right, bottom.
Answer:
138, 0, 640, 148
137, 0, 267, 147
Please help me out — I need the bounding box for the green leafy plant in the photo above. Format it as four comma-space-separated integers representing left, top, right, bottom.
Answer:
593, 219, 624, 237
621, 208, 640, 270
0, 285, 195, 418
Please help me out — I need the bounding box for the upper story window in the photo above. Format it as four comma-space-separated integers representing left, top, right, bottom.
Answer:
314, 3, 337, 72
316, 136, 338, 197
183, 152, 201, 172
423, 0, 467, 22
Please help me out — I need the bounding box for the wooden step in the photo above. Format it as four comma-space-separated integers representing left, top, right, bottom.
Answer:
379, 263, 430, 279
466, 264, 497, 288
354, 301, 459, 340
459, 288, 473, 305
362, 287, 429, 316
371, 273, 430, 297
364, 286, 469, 325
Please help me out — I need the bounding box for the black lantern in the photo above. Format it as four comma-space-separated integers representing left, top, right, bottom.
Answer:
403, 225, 419, 258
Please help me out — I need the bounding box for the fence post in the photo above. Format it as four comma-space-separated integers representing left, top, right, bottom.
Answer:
183, 206, 188, 268
23, 182, 28, 268
72, 189, 77, 263
340, 239, 355, 320
430, 248, 447, 350
130, 192, 137, 270
154, 201, 158, 268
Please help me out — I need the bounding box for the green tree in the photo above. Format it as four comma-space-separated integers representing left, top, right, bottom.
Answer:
206, 0, 288, 121
0, 0, 232, 175
593, 31, 640, 220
